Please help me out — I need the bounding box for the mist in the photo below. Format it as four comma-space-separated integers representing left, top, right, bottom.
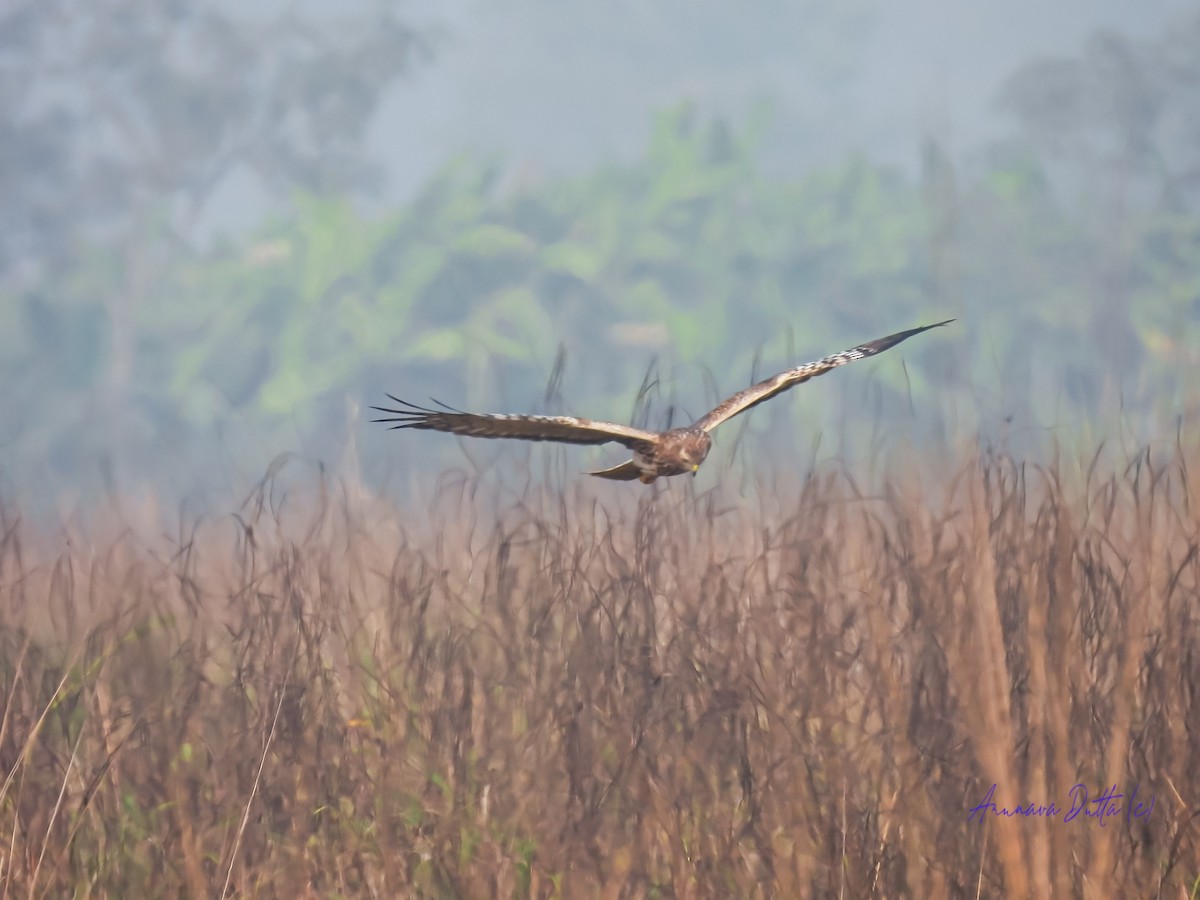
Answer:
1, 0, 1197, 516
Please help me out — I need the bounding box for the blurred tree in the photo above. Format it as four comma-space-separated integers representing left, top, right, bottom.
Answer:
0, 0, 428, 498
997, 10, 1200, 212
4, 12, 1199, 513
986, 11, 1200, 418
0, 0, 429, 278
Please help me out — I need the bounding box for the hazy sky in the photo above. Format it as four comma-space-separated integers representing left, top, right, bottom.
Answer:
370, 1, 1194, 192
196, 1, 1193, 238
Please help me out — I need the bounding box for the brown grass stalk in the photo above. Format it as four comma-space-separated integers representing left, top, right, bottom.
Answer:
0, 440, 1196, 896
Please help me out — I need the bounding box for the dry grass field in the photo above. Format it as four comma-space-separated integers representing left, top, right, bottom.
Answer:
1, 441, 1198, 897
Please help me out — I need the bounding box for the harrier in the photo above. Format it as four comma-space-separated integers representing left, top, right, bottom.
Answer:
372, 319, 953, 483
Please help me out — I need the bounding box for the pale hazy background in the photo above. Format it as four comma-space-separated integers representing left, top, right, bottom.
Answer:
2, 0, 1198, 520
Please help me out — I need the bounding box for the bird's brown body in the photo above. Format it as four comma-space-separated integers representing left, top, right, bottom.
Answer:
626, 428, 713, 483
373, 320, 953, 484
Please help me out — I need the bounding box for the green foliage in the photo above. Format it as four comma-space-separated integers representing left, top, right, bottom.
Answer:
3, 103, 1199, 500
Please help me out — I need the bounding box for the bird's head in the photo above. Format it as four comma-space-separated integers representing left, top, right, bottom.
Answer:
668, 428, 712, 476
681, 443, 708, 474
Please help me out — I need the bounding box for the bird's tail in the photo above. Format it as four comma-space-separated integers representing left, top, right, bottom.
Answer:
588, 459, 643, 481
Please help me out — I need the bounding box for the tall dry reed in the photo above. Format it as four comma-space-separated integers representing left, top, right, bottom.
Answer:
0, 442, 1197, 897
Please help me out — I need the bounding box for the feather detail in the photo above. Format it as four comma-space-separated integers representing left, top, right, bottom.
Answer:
587, 460, 644, 481
370, 396, 660, 451
693, 319, 954, 433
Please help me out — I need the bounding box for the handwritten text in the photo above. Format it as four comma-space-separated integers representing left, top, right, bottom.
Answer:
967, 783, 1154, 827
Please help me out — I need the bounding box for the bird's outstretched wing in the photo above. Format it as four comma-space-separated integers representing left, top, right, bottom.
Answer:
692, 319, 954, 433
371, 396, 661, 452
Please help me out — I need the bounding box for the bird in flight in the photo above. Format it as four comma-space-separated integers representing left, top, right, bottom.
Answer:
372, 319, 953, 484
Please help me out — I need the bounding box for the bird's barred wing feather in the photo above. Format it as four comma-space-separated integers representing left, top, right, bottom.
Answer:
693, 319, 954, 433
370, 396, 662, 452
